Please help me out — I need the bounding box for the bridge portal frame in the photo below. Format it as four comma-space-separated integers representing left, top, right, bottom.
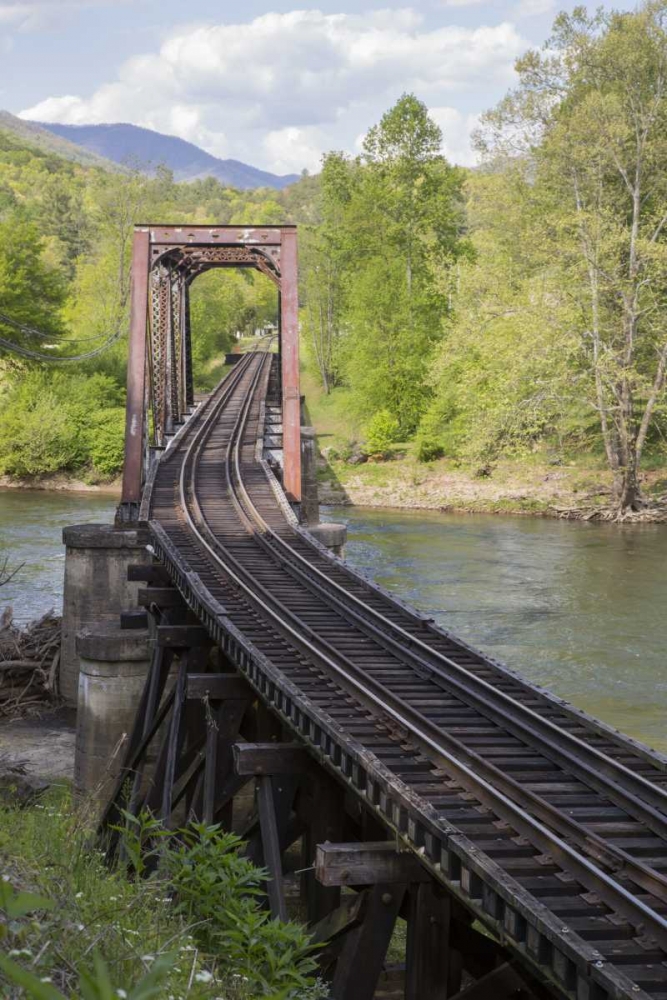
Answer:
119, 224, 300, 520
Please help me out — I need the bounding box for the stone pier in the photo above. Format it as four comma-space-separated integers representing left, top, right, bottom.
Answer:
60, 524, 151, 706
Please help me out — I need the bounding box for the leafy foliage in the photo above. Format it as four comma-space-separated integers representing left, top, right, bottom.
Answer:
163, 823, 323, 999
0, 371, 125, 479
365, 410, 400, 453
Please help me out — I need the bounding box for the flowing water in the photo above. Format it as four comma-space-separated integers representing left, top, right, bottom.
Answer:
0, 490, 664, 754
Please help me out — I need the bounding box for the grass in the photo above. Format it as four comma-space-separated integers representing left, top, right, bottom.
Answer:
0, 787, 325, 1000
300, 362, 360, 452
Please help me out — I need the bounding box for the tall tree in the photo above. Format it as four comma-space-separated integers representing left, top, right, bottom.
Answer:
0, 210, 65, 353
301, 152, 356, 393
344, 94, 466, 433
478, 2, 667, 513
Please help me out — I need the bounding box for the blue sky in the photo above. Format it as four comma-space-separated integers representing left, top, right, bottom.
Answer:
1, 0, 634, 173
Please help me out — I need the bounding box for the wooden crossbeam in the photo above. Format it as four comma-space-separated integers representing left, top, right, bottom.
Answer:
138, 587, 184, 608
188, 674, 254, 701
310, 893, 366, 945
157, 625, 209, 648
448, 962, 524, 1000
316, 841, 429, 887
120, 609, 149, 630
127, 564, 172, 583
233, 742, 310, 775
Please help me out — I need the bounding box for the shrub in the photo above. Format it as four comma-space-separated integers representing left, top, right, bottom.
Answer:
164, 824, 324, 999
0, 370, 125, 478
364, 409, 399, 454
416, 437, 445, 463
86, 406, 125, 477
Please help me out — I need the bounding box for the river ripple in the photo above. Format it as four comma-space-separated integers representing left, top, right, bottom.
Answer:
1, 491, 664, 754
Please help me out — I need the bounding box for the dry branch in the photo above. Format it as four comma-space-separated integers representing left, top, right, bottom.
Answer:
0, 609, 62, 718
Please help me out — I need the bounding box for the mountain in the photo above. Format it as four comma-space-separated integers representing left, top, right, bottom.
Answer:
0, 111, 123, 171
29, 121, 300, 190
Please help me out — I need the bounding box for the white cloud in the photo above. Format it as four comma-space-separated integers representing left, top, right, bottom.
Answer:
439, 0, 486, 7
0, 1, 130, 31
430, 106, 481, 166
513, 0, 555, 15
19, 8, 526, 172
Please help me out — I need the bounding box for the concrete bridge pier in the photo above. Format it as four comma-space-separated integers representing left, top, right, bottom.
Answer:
74, 625, 152, 807
61, 524, 151, 705
300, 424, 347, 557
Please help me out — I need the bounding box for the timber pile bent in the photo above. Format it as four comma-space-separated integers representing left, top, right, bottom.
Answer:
103, 346, 667, 1000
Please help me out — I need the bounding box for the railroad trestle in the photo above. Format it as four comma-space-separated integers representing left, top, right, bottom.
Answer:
97, 225, 667, 1000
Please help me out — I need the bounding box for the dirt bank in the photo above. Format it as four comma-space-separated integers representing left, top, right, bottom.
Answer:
318, 456, 667, 522
0, 473, 121, 494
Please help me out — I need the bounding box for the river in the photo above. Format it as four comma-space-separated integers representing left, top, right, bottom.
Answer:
1, 490, 664, 754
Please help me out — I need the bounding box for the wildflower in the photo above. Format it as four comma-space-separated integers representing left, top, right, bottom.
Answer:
194, 971, 213, 984
75, 892, 83, 899
116, 991, 128, 999
40, 978, 52, 984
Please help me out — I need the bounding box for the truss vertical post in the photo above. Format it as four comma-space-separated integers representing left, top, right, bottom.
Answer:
184, 280, 194, 409
279, 228, 301, 502
120, 228, 151, 513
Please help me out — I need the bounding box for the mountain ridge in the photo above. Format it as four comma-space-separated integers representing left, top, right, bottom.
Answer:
29, 120, 300, 190
0, 111, 125, 171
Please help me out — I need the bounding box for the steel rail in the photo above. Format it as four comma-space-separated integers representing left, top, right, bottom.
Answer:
240, 476, 667, 823
173, 350, 667, 952
250, 525, 667, 844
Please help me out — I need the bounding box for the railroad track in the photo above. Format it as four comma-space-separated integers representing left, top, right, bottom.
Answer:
148, 347, 667, 998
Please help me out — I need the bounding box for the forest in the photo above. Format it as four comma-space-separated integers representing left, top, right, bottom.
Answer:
1, 1, 666, 517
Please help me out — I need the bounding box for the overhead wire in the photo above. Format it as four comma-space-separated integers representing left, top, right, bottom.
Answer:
0, 309, 125, 362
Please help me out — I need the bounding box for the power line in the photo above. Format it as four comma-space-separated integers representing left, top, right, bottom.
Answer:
0, 309, 114, 344
0, 310, 125, 362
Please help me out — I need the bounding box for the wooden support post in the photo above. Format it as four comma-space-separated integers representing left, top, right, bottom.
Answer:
257, 775, 288, 922
330, 883, 406, 1000
405, 883, 452, 1000
159, 653, 188, 824
301, 771, 346, 924
202, 699, 250, 826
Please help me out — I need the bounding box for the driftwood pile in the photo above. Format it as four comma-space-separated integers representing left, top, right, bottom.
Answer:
0, 608, 61, 717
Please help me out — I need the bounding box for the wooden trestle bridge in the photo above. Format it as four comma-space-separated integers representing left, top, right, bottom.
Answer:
104, 225, 667, 1000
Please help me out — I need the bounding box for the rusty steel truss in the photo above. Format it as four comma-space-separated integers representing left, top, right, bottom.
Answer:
118, 225, 300, 521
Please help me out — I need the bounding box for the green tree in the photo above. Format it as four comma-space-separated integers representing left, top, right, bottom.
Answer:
342, 94, 466, 433
301, 152, 356, 392
0, 210, 66, 350
478, 2, 667, 513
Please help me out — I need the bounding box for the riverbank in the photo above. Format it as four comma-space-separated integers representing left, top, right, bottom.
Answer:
317, 453, 667, 521
0, 473, 121, 494
302, 367, 667, 521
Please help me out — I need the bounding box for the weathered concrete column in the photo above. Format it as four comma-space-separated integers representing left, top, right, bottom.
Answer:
74, 625, 151, 805
300, 426, 320, 526
300, 426, 347, 555
307, 521, 347, 557
61, 524, 151, 706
